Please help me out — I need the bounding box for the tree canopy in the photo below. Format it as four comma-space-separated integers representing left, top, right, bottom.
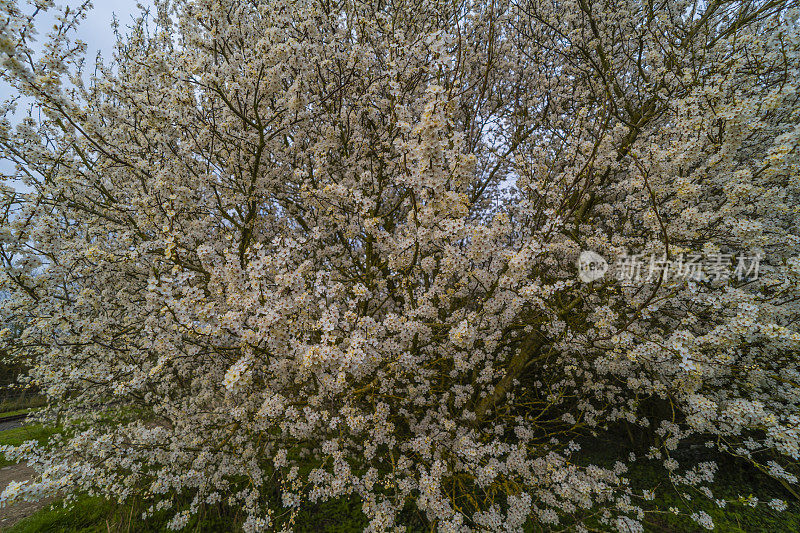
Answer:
1, 0, 799, 530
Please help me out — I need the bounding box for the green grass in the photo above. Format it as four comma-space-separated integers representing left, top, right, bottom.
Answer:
0, 420, 367, 532
633, 454, 800, 532
0, 424, 59, 467
0, 395, 46, 416
6, 465, 798, 533
2, 423, 798, 532
567, 436, 800, 532
292, 495, 368, 532
0, 407, 36, 418
6, 497, 116, 533
4, 496, 243, 533
4, 492, 370, 533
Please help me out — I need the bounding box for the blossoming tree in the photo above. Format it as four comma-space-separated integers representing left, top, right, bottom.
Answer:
1, 0, 799, 530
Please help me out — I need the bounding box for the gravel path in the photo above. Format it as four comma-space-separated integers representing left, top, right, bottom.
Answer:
0, 420, 23, 433
0, 463, 54, 529
0, 419, 54, 529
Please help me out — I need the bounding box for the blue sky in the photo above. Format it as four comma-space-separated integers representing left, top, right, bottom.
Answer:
1, 1, 149, 191
1, 1, 149, 98
59, 1, 150, 60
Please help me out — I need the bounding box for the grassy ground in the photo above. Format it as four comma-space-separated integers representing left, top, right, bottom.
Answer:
2, 424, 798, 532
0, 395, 46, 416
4, 494, 372, 533
0, 421, 368, 532
569, 434, 800, 532
0, 424, 59, 468
627, 458, 799, 532
0, 408, 34, 418
5, 498, 240, 533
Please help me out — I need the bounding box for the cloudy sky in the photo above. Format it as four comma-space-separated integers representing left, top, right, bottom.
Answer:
1, 1, 150, 191
1, 1, 149, 94
60, 1, 150, 59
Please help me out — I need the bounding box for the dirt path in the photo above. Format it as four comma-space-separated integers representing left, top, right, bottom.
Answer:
0, 463, 54, 530
0, 421, 23, 433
